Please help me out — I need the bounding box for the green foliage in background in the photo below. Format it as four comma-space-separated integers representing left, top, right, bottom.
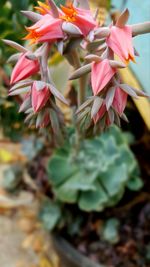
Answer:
0, 0, 67, 140
0, 0, 34, 64
47, 126, 143, 213
0, 0, 35, 139
54, 0, 66, 5
0, 92, 25, 140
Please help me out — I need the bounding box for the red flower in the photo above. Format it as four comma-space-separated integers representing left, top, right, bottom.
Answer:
91, 59, 116, 95
106, 25, 135, 64
112, 87, 128, 115
60, 3, 97, 36
10, 52, 39, 84
31, 81, 50, 112
24, 14, 64, 44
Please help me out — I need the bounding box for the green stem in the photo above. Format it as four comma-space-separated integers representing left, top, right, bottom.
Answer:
71, 50, 87, 107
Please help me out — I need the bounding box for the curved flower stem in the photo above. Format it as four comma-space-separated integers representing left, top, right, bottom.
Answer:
70, 49, 88, 147
40, 43, 51, 82
95, 22, 150, 38
78, 74, 88, 106
132, 22, 150, 36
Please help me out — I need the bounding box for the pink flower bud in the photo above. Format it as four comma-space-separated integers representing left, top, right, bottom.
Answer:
106, 25, 135, 64
91, 59, 116, 96
10, 52, 39, 84
112, 87, 128, 115
31, 81, 50, 112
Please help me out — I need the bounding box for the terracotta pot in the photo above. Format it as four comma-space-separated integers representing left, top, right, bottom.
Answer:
52, 234, 106, 267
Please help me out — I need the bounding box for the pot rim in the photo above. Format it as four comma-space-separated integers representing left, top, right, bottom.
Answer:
52, 233, 107, 267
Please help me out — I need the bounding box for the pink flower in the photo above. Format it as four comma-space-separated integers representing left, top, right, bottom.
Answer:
112, 87, 128, 115
106, 25, 135, 64
24, 14, 64, 44
31, 81, 50, 112
10, 52, 39, 84
91, 59, 116, 96
60, 3, 97, 36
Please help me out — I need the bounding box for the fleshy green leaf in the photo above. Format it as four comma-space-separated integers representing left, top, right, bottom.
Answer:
101, 218, 120, 244
47, 155, 78, 186
39, 200, 61, 231
127, 176, 143, 191
54, 185, 78, 203
79, 183, 108, 212
99, 164, 127, 198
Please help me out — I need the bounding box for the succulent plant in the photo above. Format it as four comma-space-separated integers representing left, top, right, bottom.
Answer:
47, 126, 143, 212
2, 164, 23, 191
4, 0, 149, 137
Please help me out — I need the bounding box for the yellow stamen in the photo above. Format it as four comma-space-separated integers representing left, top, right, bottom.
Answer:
23, 28, 42, 44
60, 3, 77, 23
34, 1, 50, 15
125, 53, 136, 65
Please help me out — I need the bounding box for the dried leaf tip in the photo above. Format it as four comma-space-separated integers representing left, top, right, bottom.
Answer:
116, 8, 130, 28
2, 39, 28, 53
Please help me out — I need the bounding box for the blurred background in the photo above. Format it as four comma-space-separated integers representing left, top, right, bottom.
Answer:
0, 1, 150, 267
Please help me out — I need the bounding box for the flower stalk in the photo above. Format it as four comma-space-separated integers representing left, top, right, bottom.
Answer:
132, 22, 150, 36
71, 49, 88, 107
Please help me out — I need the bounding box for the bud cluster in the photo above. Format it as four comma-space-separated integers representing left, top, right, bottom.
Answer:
4, 0, 150, 137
